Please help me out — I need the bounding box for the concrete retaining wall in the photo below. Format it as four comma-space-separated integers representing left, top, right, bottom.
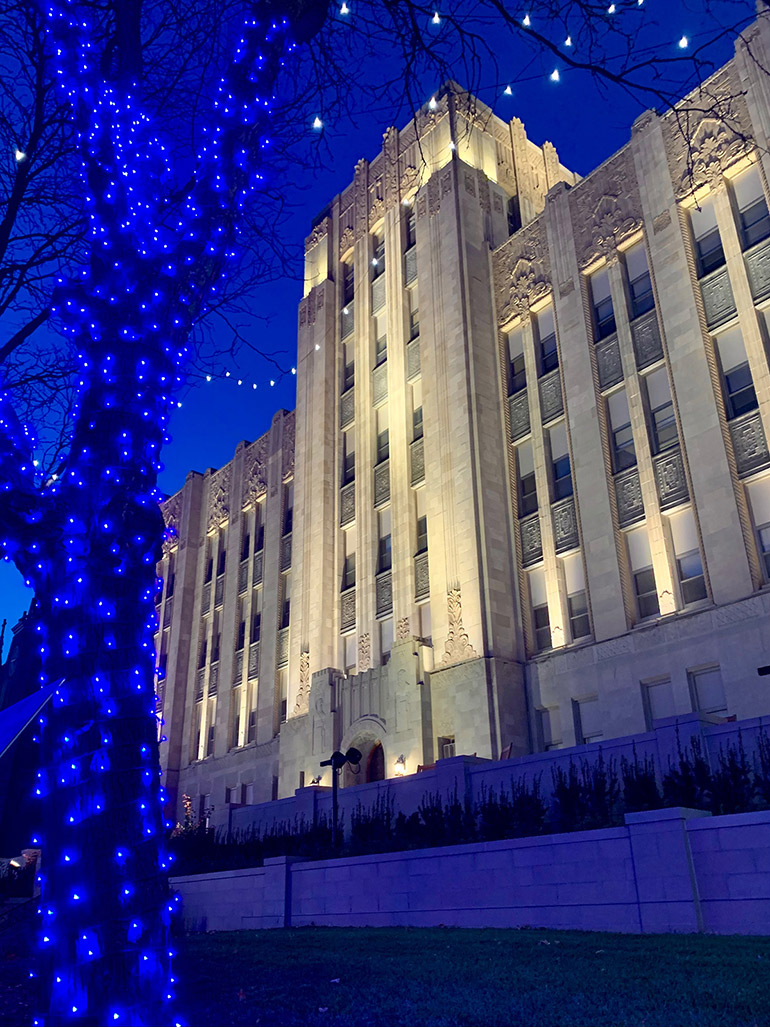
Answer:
171, 807, 770, 935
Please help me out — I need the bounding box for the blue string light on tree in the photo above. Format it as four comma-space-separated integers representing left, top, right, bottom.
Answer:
0, 3, 311, 1023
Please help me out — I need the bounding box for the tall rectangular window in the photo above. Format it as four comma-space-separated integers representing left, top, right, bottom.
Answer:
280, 574, 291, 629
216, 527, 227, 576
342, 529, 356, 590
377, 509, 392, 573
549, 422, 572, 500
236, 601, 246, 651
342, 260, 354, 304
627, 526, 659, 619
206, 698, 216, 756
279, 669, 288, 723
746, 478, 770, 580
590, 268, 615, 340
251, 589, 262, 641
342, 430, 355, 485
412, 381, 423, 440
342, 342, 354, 392
691, 196, 724, 276
211, 614, 220, 663
166, 553, 175, 598
507, 326, 526, 395
380, 618, 394, 662
376, 408, 389, 463
283, 483, 294, 536
231, 689, 242, 748
732, 165, 770, 250
414, 489, 428, 554
372, 232, 385, 279
198, 630, 208, 668
643, 367, 677, 454
408, 286, 419, 340
255, 502, 264, 552
344, 633, 356, 673
375, 331, 388, 367
607, 388, 636, 472
405, 206, 416, 249
536, 306, 558, 375
204, 538, 213, 583
529, 567, 551, 651
537, 708, 562, 751
624, 241, 654, 319
715, 327, 757, 420
670, 508, 707, 605
563, 553, 590, 640
517, 440, 537, 516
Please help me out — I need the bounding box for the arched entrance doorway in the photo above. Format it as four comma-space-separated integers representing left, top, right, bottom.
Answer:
366, 742, 384, 782
341, 731, 386, 787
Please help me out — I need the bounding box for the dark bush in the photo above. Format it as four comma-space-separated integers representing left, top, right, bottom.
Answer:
621, 745, 662, 813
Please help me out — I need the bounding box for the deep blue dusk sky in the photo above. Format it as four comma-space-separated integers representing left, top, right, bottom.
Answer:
0, 0, 751, 652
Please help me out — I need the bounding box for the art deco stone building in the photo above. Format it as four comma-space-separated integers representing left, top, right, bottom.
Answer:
156, 17, 770, 814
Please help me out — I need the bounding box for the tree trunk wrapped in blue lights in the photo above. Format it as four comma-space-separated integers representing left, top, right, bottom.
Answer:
0, 2, 326, 1022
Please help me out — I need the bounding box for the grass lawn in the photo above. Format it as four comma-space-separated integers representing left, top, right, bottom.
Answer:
178, 927, 770, 1027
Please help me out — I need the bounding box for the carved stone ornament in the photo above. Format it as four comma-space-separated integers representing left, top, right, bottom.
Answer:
207, 465, 231, 530
383, 127, 399, 206
494, 220, 551, 325
354, 159, 369, 239
339, 225, 354, 256
416, 195, 428, 220
282, 411, 295, 480
358, 632, 371, 672
661, 68, 752, 198
400, 165, 419, 198
652, 210, 672, 235
428, 176, 441, 218
294, 650, 311, 715
243, 435, 269, 505
161, 492, 182, 552
571, 149, 643, 269
396, 617, 411, 642
442, 588, 479, 665
305, 218, 329, 251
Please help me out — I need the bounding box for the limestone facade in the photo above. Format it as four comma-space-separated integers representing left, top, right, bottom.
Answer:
156, 21, 770, 816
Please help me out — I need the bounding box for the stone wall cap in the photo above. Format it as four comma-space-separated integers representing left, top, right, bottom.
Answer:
624, 806, 712, 825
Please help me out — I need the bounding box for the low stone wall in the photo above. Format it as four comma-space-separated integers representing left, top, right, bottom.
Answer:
220, 711, 770, 840
171, 807, 770, 935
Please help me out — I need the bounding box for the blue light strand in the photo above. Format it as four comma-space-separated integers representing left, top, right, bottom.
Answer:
0, 4, 304, 1023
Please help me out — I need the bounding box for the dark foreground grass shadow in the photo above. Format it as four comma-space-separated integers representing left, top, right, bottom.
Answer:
178, 926, 770, 1027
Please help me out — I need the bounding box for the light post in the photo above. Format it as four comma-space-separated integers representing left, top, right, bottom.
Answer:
319, 747, 362, 851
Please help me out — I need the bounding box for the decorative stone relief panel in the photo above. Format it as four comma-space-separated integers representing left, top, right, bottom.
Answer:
280, 534, 292, 571
214, 575, 224, 607
410, 437, 425, 485
248, 641, 260, 679
383, 127, 399, 206
552, 497, 579, 553
404, 246, 418, 286
340, 387, 355, 429
661, 68, 752, 198
538, 369, 564, 423
372, 362, 388, 406
209, 663, 218, 695
341, 588, 356, 632
207, 466, 231, 530
354, 159, 369, 239
414, 552, 430, 600
701, 266, 737, 329
243, 435, 269, 505
615, 468, 645, 527
442, 588, 479, 665
233, 648, 243, 684
730, 410, 770, 476
163, 597, 173, 627
630, 311, 664, 369
509, 391, 530, 441
745, 238, 770, 303
161, 492, 182, 545
277, 627, 289, 667
340, 482, 356, 527
305, 218, 329, 252
374, 461, 390, 507
406, 337, 420, 380
238, 561, 248, 594
358, 632, 371, 672
653, 447, 689, 510
371, 274, 386, 313
520, 512, 542, 566
570, 149, 643, 269
494, 221, 551, 325
376, 571, 393, 617
294, 650, 311, 715
201, 583, 211, 615
595, 335, 623, 390
341, 299, 355, 339
282, 411, 295, 480
396, 617, 411, 641
253, 550, 263, 585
